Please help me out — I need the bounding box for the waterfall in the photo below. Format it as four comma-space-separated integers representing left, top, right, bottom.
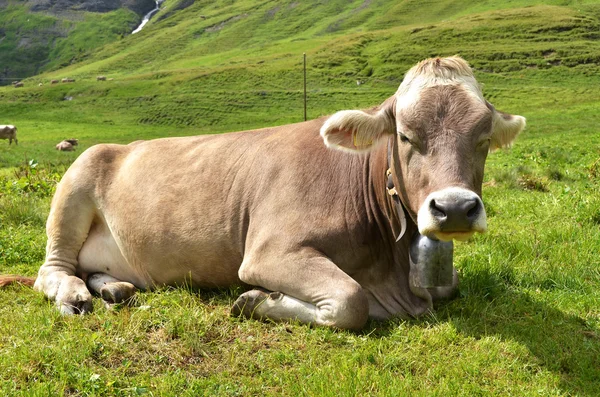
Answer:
132, 0, 163, 34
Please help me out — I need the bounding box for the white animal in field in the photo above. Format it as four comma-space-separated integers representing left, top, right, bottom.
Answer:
0, 125, 18, 145
56, 140, 78, 151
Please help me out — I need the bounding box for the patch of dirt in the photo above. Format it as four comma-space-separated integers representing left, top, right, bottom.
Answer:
205, 14, 248, 33
518, 175, 549, 192
266, 5, 280, 18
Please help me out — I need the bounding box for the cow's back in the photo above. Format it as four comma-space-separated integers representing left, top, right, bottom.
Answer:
67, 119, 375, 289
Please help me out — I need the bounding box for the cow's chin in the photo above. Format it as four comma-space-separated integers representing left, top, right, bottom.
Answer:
430, 231, 476, 242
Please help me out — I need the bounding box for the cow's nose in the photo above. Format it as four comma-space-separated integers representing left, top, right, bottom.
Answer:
430, 196, 481, 231
418, 187, 487, 239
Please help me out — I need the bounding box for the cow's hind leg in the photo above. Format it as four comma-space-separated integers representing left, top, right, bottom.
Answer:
233, 250, 369, 330
87, 273, 136, 304
33, 174, 96, 314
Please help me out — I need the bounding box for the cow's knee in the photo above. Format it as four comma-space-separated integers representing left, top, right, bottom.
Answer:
316, 284, 369, 330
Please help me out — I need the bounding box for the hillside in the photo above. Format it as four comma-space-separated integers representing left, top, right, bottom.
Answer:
1, 0, 599, 134
0, 0, 155, 84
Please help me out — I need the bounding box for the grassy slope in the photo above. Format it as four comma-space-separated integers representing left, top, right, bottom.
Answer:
0, 4, 139, 83
0, 0, 599, 395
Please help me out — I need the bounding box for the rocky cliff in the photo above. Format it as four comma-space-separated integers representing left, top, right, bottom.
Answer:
28, 0, 156, 16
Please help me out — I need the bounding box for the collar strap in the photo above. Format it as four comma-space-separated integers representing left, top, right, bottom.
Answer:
386, 168, 398, 196
386, 140, 407, 242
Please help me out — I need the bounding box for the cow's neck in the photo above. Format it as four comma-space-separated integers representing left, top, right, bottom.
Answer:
368, 136, 417, 245
359, 136, 422, 315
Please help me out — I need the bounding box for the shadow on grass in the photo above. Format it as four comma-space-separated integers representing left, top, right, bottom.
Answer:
372, 268, 600, 396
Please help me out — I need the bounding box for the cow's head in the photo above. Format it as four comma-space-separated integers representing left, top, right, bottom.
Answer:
320, 56, 525, 241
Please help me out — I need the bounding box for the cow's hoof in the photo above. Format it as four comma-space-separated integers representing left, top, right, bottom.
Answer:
57, 293, 93, 315
99, 282, 136, 304
55, 277, 94, 315
231, 288, 274, 319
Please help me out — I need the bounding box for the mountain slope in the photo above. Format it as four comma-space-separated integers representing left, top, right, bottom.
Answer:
1, 0, 599, 145
0, 0, 154, 84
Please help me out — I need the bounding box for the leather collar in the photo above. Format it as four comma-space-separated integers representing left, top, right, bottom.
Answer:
386, 137, 407, 242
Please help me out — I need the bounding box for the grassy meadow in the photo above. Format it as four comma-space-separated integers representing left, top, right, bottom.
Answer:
1, 0, 599, 395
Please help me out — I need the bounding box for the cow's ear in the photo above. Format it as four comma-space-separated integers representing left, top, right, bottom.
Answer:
488, 103, 526, 151
320, 98, 396, 152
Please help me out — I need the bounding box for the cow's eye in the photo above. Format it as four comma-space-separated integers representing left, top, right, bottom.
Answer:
399, 133, 411, 144
479, 138, 491, 147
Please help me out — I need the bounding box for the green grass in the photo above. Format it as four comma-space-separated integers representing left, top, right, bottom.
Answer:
1, 0, 599, 395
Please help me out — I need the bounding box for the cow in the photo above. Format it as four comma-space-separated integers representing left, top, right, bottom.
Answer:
62, 78, 75, 83
0, 125, 18, 145
97, 76, 107, 81
13, 82, 23, 88
51, 80, 59, 85
56, 140, 76, 151
0, 57, 525, 329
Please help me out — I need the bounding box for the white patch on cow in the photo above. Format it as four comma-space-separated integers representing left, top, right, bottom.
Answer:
417, 187, 487, 241
395, 71, 484, 113
87, 273, 119, 292
320, 109, 394, 152
78, 226, 148, 289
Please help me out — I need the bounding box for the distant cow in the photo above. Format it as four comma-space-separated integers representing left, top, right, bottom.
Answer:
0, 57, 525, 329
96, 76, 107, 81
56, 140, 77, 151
61, 78, 75, 83
51, 80, 59, 84
0, 125, 18, 145
13, 82, 23, 88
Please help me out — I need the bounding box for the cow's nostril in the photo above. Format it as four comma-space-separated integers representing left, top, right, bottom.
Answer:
429, 199, 447, 219
466, 199, 480, 219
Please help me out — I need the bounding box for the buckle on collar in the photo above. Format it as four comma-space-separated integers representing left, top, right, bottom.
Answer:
386, 168, 398, 196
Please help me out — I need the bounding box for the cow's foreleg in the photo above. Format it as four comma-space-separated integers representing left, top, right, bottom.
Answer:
234, 251, 369, 330
87, 273, 136, 304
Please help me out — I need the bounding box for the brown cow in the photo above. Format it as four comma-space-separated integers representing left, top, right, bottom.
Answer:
51, 80, 59, 85
13, 82, 23, 88
0, 57, 525, 329
96, 76, 107, 81
61, 78, 75, 83
0, 125, 18, 144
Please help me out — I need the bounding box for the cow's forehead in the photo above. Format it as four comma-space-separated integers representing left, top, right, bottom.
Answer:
396, 84, 491, 141
394, 59, 490, 138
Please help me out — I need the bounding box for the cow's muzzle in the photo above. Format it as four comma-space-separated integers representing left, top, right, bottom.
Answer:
417, 187, 487, 241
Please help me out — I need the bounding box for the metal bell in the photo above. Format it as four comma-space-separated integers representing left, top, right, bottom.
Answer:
409, 233, 454, 288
